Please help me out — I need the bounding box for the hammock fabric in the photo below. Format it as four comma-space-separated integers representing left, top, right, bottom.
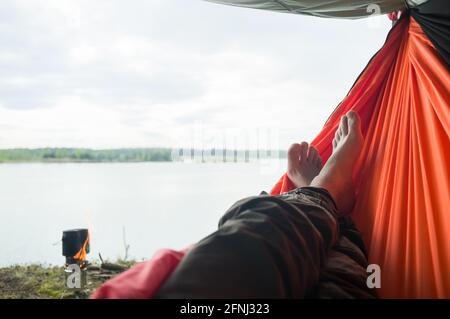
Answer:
91, 248, 189, 299
92, 1, 450, 299
271, 14, 450, 298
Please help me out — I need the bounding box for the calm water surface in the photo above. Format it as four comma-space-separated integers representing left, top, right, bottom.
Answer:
0, 161, 285, 266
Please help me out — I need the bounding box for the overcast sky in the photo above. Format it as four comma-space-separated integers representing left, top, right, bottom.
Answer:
0, 0, 391, 150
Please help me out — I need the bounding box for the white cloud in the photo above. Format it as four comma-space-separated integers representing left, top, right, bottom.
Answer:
0, 0, 391, 149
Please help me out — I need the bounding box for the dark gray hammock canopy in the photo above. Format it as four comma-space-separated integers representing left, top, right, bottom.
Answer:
206, 0, 428, 18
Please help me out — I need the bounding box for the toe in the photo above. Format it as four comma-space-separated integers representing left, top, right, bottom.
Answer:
340, 115, 349, 135
299, 142, 308, 163
315, 154, 323, 169
347, 111, 361, 132
287, 143, 302, 169
335, 128, 341, 142
332, 138, 338, 150
307, 146, 318, 163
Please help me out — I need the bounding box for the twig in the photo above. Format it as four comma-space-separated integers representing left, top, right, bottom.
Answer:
122, 226, 130, 261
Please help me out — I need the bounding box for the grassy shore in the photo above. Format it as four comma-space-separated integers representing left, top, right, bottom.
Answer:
0, 260, 135, 299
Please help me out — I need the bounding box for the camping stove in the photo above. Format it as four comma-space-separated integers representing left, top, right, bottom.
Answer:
62, 229, 90, 289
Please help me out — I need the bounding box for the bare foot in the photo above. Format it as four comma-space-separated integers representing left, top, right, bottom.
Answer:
311, 111, 364, 215
287, 142, 322, 188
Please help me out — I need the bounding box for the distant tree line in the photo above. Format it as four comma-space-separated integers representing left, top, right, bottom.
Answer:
0, 148, 288, 163
0, 148, 173, 163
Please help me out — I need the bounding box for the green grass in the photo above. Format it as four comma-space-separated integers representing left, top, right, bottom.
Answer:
0, 261, 135, 299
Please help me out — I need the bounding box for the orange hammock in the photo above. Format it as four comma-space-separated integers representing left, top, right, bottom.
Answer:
271, 16, 450, 298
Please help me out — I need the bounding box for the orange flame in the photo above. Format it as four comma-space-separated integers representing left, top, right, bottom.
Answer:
73, 233, 89, 261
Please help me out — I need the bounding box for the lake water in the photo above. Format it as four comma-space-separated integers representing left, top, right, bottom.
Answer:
0, 161, 286, 266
